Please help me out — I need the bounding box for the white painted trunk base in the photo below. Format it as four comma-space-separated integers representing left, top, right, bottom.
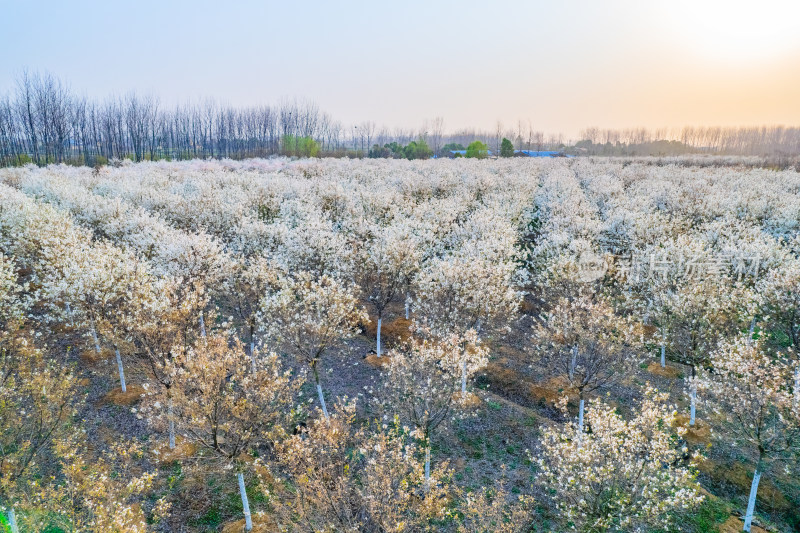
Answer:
569, 346, 577, 380
317, 383, 329, 420
690, 384, 697, 426
743, 469, 761, 532
376, 318, 382, 358
8, 507, 19, 533
168, 397, 176, 449
238, 472, 253, 531
424, 446, 431, 494
199, 313, 206, 337
91, 325, 101, 353
578, 398, 585, 434
660, 344, 666, 367
115, 348, 126, 393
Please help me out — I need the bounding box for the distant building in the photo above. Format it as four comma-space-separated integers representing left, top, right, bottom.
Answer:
443, 149, 573, 159
447, 150, 494, 157
514, 150, 571, 157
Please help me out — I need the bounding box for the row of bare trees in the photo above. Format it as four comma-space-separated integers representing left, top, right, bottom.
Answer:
3, 71, 800, 167
0, 72, 345, 166
579, 125, 800, 156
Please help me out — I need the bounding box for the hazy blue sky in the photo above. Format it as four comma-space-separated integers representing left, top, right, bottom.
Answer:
2, 0, 800, 137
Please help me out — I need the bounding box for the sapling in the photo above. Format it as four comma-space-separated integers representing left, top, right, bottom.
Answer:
534, 292, 636, 433
358, 223, 420, 357
536, 387, 704, 532
259, 272, 366, 420
415, 253, 519, 396
698, 338, 798, 532
165, 335, 299, 529
382, 331, 486, 492
662, 278, 739, 426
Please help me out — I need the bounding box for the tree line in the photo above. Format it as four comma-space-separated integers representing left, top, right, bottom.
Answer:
0, 71, 347, 166
2, 71, 800, 168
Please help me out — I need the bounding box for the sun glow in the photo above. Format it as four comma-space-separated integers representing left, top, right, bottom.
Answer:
661, 1, 800, 63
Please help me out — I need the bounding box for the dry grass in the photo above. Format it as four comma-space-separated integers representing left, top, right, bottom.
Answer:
718, 515, 769, 532
363, 316, 414, 348
518, 298, 537, 315
673, 414, 712, 445
452, 391, 482, 408
364, 353, 392, 369
494, 344, 527, 362
482, 362, 532, 399
646, 361, 683, 379
150, 437, 198, 465
697, 460, 791, 512
80, 346, 114, 364
98, 384, 146, 406
528, 376, 577, 405
481, 361, 577, 407
221, 514, 278, 533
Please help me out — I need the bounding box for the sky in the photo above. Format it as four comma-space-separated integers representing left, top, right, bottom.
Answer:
2, 0, 800, 138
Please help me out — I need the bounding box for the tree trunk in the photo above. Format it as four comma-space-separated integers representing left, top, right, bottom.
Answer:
569, 345, 577, 380
316, 383, 329, 420
237, 472, 253, 531
115, 346, 126, 393
7, 507, 19, 533
794, 364, 799, 411
168, 396, 176, 449
199, 312, 206, 337
424, 444, 431, 494
249, 324, 257, 374
405, 293, 410, 320
743, 468, 761, 532
690, 368, 697, 427
91, 323, 101, 354
577, 392, 585, 434
747, 317, 756, 346
376, 317, 382, 358
461, 359, 467, 396
660, 343, 666, 368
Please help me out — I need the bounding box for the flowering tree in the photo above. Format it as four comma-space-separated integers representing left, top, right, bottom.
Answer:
457, 483, 534, 533
357, 223, 420, 357
224, 256, 279, 371
269, 205, 355, 280
259, 272, 367, 420
165, 335, 300, 531
534, 293, 636, 432
0, 257, 79, 531
270, 401, 450, 532
616, 249, 681, 369
662, 278, 737, 426
698, 339, 799, 532
130, 277, 199, 449
0, 254, 28, 333
34, 437, 159, 533
536, 387, 704, 532
0, 339, 80, 532
74, 241, 155, 393
382, 331, 487, 492
757, 260, 800, 408
415, 254, 519, 395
